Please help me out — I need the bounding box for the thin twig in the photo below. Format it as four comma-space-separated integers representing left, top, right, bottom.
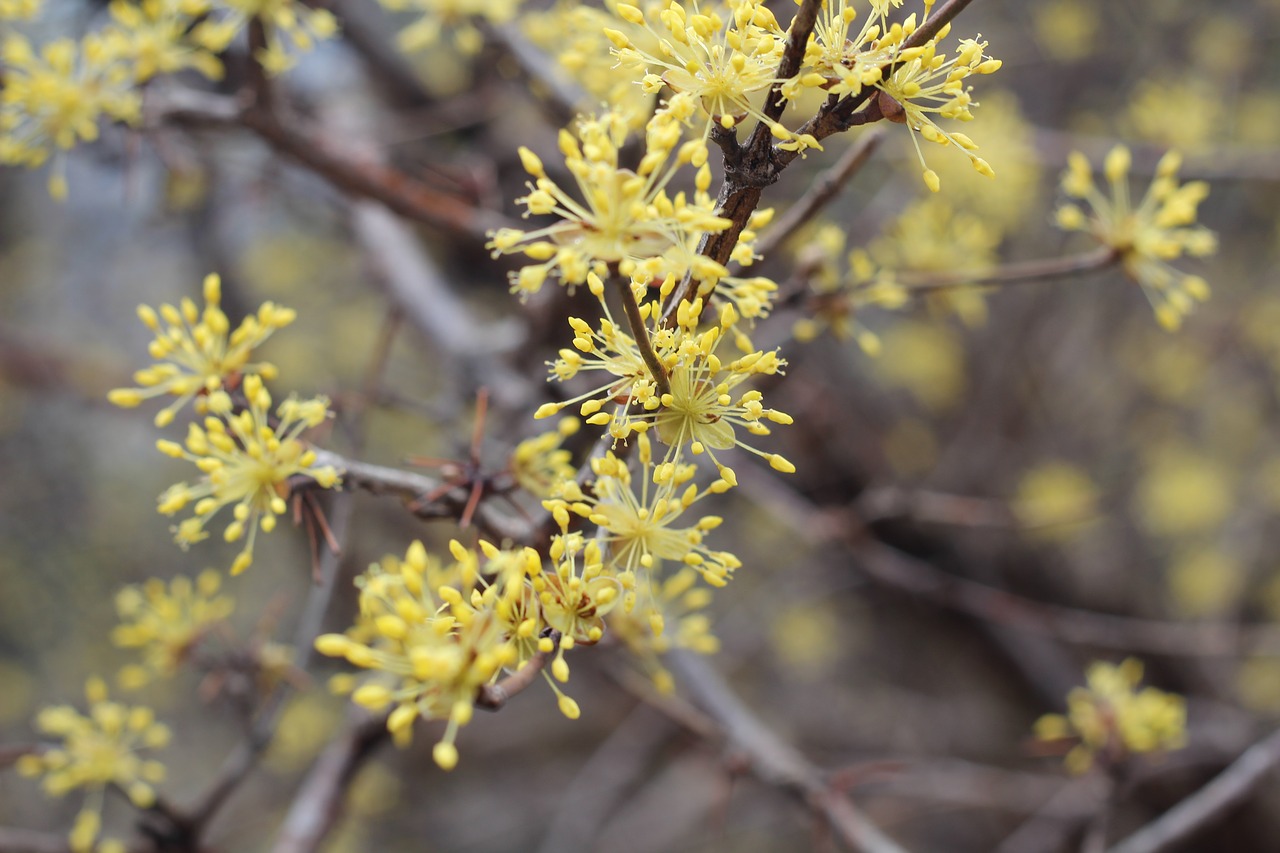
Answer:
898, 246, 1119, 293
269, 710, 390, 853
668, 651, 907, 853
615, 276, 671, 399
153, 90, 513, 240
1106, 728, 1280, 853
475, 645, 554, 711
754, 128, 886, 259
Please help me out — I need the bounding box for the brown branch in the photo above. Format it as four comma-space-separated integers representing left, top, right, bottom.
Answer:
152, 90, 512, 241
753, 128, 886, 259
476, 644, 556, 711
308, 449, 531, 542
269, 711, 390, 853
756, 0, 824, 132
1106, 728, 1280, 853
668, 651, 907, 853
615, 276, 671, 399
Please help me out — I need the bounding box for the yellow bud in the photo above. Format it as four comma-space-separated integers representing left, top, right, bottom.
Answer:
433, 741, 459, 770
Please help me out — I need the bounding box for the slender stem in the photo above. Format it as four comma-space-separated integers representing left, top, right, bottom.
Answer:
669, 651, 908, 853
615, 276, 671, 399
1106, 728, 1280, 853
475, 642, 557, 711
899, 246, 1119, 293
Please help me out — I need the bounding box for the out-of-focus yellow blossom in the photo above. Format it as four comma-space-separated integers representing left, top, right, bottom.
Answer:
154, 374, 339, 576
874, 319, 965, 411
317, 540, 580, 771
869, 195, 1000, 326
101, 0, 225, 82
1034, 659, 1186, 774
0, 33, 140, 198
548, 431, 739, 599
1125, 77, 1222, 152
1134, 444, 1233, 539
609, 566, 719, 693
0, 0, 40, 20
379, 0, 521, 55
1167, 547, 1245, 619
790, 223, 908, 351
487, 101, 732, 296
16, 678, 169, 853
1014, 462, 1098, 541
1031, 0, 1098, 62
509, 417, 579, 498
1056, 146, 1216, 330
189, 0, 337, 75
608, 1, 821, 151
112, 570, 235, 688
108, 274, 297, 427
523, 1, 657, 130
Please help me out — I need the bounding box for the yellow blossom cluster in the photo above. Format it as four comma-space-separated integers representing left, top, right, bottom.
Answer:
789, 0, 1000, 190
112, 570, 236, 688
316, 539, 596, 770
17, 679, 169, 853
109, 273, 297, 428
1, 0, 335, 195
1057, 146, 1216, 330
1034, 658, 1187, 774
377, 0, 523, 55
109, 277, 339, 575
156, 374, 339, 576
0, 34, 139, 198
487, 99, 734, 296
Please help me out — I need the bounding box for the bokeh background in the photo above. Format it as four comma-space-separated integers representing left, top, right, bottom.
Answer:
3, 0, 1280, 850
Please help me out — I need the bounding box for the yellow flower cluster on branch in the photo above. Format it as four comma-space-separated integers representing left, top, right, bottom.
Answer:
1034, 658, 1187, 774
316, 539, 585, 770
1056, 146, 1216, 330
112, 570, 235, 688
378, 0, 522, 54
17, 679, 169, 853
155, 374, 339, 576
109, 274, 297, 428
0, 34, 139, 198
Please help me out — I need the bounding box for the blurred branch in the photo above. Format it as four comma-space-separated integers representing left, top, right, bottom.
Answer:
0, 828, 75, 853
1106, 727, 1280, 853
485, 22, 586, 128
733, 462, 1280, 657
753, 128, 886, 260
668, 651, 908, 853
898, 247, 1120, 293
855, 484, 1016, 527
150, 89, 513, 240
349, 201, 533, 409
270, 710, 390, 853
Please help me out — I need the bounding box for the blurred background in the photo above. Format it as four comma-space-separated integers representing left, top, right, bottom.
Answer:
3, 0, 1280, 850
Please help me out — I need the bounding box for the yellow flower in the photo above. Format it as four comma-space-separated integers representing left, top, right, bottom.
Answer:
316, 540, 570, 770
1033, 658, 1186, 774
154, 374, 339, 576
108, 273, 297, 427
0, 0, 41, 20
189, 0, 337, 75
379, 0, 523, 55
548, 431, 739, 595
509, 417, 579, 498
487, 101, 731, 296
17, 678, 169, 853
608, 566, 720, 693
0, 33, 140, 198
112, 570, 235, 688
1056, 146, 1216, 330
101, 0, 225, 83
